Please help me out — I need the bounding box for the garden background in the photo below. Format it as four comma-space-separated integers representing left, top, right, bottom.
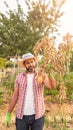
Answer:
0, 0, 73, 130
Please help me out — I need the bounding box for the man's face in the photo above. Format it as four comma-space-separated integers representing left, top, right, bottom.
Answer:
23, 58, 36, 73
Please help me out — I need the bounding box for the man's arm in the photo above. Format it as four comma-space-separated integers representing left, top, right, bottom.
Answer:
43, 74, 56, 89
5, 86, 19, 126
8, 86, 19, 113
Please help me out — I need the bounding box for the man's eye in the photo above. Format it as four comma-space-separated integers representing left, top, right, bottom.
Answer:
26, 62, 29, 64
27, 62, 30, 64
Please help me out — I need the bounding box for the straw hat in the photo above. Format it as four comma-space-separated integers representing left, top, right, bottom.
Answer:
18, 53, 35, 66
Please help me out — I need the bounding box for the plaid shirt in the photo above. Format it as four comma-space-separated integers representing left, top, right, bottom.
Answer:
15, 72, 45, 119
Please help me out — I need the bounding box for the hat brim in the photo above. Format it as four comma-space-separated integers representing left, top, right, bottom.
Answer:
18, 57, 36, 67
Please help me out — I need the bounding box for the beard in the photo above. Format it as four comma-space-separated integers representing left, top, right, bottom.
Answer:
26, 66, 35, 73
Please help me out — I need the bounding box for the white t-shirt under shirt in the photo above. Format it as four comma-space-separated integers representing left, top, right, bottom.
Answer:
23, 73, 35, 115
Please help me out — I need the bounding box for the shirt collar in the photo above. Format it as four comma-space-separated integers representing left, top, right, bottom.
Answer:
23, 71, 37, 76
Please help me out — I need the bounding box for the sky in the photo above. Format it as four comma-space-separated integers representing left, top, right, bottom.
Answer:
57, 0, 73, 43
0, 0, 73, 45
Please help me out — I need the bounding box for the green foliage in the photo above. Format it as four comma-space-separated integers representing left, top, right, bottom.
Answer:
69, 50, 73, 72
44, 116, 49, 128
0, 0, 65, 57
48, 89, 58, 97
0, 9, 28, 57
52, 115, 57, 128
44, 88, 49, 96
61, 115, 67, 129
0, 57, 7, 68
0, 91, 4, 104
5, 60, 14, 68
64, 72, 73, 100
44, 72, 73, 102
44, 87, 58, 98
46, 63, 52, 76
53, 72, 59, 81
44, 114, 73, 129
2, 74, 16, 93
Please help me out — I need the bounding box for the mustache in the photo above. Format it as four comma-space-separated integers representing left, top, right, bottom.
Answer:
26, 66, 35, 72
29, 66, 35, 69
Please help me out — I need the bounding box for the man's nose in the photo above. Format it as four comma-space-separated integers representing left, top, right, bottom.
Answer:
29, 62, 33, 66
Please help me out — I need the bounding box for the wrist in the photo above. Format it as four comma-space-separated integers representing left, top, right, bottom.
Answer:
7, 112, 11, 115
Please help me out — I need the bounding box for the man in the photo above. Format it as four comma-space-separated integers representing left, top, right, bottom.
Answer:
6, 53, 56, 130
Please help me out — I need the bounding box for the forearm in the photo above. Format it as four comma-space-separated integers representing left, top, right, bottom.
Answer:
49, 76, 56, 89
8, 95, 18, 113
44, 74, 56, 89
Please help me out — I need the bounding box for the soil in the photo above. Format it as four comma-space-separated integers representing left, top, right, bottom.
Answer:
0, 99, 73, 130
0, 86, 73, 130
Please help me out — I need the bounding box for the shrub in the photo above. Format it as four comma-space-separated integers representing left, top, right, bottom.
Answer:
0, 57, 7, 68
64, 72, 73, 99
5, 60, 14, 68
0, 91, 4, 104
